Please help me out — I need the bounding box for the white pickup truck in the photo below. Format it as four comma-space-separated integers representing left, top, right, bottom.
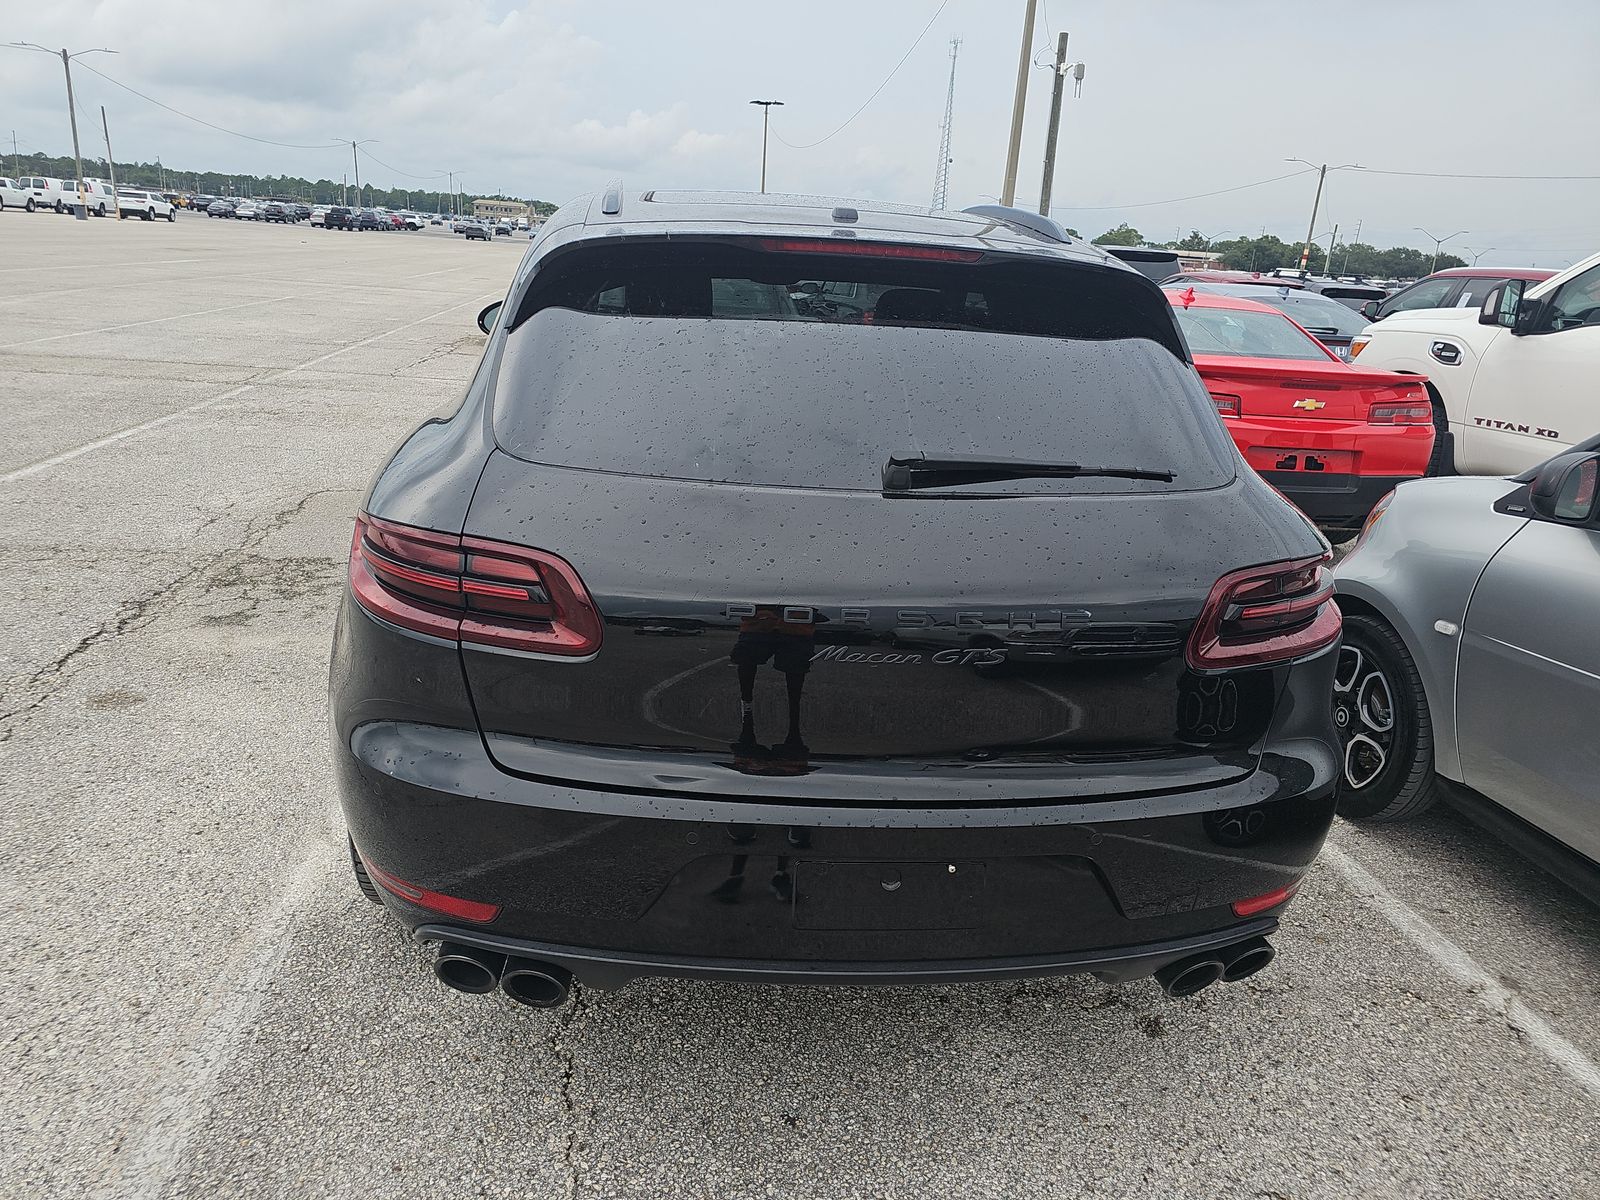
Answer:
1351, 250, 1600, 476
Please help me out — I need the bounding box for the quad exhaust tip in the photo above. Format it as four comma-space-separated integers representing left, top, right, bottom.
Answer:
1156, 937, 1276, 998
434, 942, 506, 994
500, 958, 574, 1008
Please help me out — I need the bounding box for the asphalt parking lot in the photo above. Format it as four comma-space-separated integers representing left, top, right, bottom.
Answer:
3, 212, 1598, 1200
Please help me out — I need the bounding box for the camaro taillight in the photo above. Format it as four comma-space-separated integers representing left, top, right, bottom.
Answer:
1367, 401, 1432, 424
348, 513, 603, 657
1209, 392, 1242, 418
1186, 554, 1340, 671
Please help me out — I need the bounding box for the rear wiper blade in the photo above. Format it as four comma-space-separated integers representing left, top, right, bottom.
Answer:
882, 452, 1175, 493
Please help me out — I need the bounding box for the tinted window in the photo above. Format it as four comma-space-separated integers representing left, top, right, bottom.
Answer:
1187, 285, 1366, 336
1171, 304, 1329, 361
511, 241, 1185, 354
1382, 277, 1458, 316
1536, 263, 1600, 333
494, 309, 1233, 494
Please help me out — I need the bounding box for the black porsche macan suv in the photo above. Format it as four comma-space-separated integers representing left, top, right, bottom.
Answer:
331, 190, 1341, 1008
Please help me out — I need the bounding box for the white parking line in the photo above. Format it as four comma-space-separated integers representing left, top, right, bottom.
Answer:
0, 295, 295, 349
0, 256, 207, 274
0, 293, 494, 485
100, 841, 340, 1200
1323, 842, 1600, 1103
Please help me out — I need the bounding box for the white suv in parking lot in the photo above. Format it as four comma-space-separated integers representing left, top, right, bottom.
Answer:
1352, 250, 1600, 475
115, 189, 176, 222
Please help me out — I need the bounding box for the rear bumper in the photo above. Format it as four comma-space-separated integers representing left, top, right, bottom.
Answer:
409, 917, 1281, 990
1260, 470, 1407, 528
337, 714, 1334, 986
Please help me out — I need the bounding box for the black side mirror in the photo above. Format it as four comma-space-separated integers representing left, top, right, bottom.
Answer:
1360, 300, 1379, 320
477, 301, 503, 335
1479, 280, 1523, 328
1529, 451, 1600, 522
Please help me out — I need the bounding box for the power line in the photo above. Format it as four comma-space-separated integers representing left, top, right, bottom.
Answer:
73, 60, 345, 150
773, 0, 951, 150
358, 146, 445, 180
1053, 168, 1317, 211
1361, 168, 1600, 181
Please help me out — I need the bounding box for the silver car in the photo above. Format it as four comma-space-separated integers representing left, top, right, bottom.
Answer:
1331, 434, 1600, 892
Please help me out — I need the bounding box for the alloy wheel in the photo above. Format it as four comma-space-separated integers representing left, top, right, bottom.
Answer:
1332, 645, 1395, 790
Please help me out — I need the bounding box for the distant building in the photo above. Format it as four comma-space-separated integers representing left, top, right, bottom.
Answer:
473, 199, 530, 221
1171, 248, 1222, 269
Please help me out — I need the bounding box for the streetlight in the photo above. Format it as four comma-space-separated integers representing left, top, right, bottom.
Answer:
1416, 227, 1469, 273
1285, 158, 1364, 276
1463, 246, 1495, 266
749, 100, 783, 194
336, 138, 376, 207
9, 42, 117, 222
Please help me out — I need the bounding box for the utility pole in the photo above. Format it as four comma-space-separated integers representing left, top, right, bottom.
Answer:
342, 173, 347, 206
10, 130, 18, 182
1038, 33, 1069, 216
1296, 163, 1326, 275
1000, 0, 1038, 206
350, 140, 361, 200
100, 106, 118, 202
931, 37, 961, 210
1038, 34, 1085, 217
749, 100, 783, 193
59, 49, 88, 218
1324, 224, 1338, 276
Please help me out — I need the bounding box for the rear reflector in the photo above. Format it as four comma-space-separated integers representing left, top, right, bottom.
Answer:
755, 237, 983, 263
349, 513, 603, 657
1232, 880, 1300, 918
362, 857, 500, 923
1186, 554, 1340, 671
1367, 401, 1433, 425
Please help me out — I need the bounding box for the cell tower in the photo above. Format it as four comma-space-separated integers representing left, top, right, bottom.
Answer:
931, 37, 961, 210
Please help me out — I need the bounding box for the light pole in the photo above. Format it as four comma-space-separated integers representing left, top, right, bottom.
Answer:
749, 100, 782, 193
338, 138, 375, 207
1286, 158, 1363, 276
1463, 246, 1495, 266
1416, 227, 1468, 273
9, 42, 116, 221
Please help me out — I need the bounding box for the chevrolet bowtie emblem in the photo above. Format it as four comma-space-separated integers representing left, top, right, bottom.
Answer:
1293, 398, 1326, 411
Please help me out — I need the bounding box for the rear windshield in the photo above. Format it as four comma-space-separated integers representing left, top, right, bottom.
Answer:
493, 308, 1235, 493
1171, 303, 1329, 361
1197, 286, 1367, 336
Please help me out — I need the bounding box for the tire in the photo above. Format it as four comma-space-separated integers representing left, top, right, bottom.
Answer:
96, 203, 106, 217
26, 199, 35, 212
55, 200, 64, 214
167, 209, 175, 222
1332, 612, 1439, 822
118, 210, 127, 220
1423, 385, 1455, 477
145, 209, 155, 221
348, 837, 385, 905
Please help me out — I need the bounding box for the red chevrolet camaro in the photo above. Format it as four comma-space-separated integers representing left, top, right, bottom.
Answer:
1166, 288, 1435, 534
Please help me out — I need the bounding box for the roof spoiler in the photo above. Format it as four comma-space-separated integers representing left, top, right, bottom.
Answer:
960, 204, 1074, 244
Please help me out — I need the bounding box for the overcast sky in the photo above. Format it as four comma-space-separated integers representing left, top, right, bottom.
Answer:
7, 1, 1597, 267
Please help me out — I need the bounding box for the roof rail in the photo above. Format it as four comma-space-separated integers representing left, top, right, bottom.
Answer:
600, 181, 624, 215
961, 204, 1074, 244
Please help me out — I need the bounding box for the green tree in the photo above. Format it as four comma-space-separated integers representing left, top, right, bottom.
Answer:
1092, 223, 1143, 247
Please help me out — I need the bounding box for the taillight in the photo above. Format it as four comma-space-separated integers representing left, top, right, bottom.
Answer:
1209, 392, 1242, 418
1186, 554, 1340, 671
1368, 401, 1432, 424
348, 513, 603, 657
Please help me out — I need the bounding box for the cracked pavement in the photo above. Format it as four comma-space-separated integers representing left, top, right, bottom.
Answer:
2, 215, 1597, 1200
